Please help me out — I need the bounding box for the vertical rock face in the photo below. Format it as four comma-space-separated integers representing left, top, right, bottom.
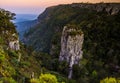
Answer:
71, 3, 120, 15
59, 25, 84, 78
9, 40, 20, 50
8, 33, 20, 51
1, 30, 20, 51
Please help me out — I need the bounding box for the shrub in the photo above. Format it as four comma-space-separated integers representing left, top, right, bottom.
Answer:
39, 74, 58, 83
100, 77, 117, 83
20, 61, 31, 67
30, 78, 39, 83
0, 37, 4, 44
30, 73, 58, 83
0, 77, 16, 83
8, 50, 18, 57
0, 50, 5, 63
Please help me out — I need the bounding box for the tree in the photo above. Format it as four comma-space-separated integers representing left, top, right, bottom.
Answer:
0, 8, 16, 32
39, 74, 58, 83
100, 77, 120, 83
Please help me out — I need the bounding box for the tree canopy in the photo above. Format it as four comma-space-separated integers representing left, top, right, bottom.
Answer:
0, 8, 16, 30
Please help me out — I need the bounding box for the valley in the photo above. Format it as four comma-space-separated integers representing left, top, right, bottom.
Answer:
0, 2, 120, 83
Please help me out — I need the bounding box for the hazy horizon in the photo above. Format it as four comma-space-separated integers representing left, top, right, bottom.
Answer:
0, 0, 120, 14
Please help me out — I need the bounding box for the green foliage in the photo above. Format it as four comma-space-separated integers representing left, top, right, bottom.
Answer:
92, 70, 97, 78
72, 64, 81, 79
8, 50, 18, 57
1, 3, 120, 83
0, 8, 15, 30
30, 74, 58, 83
80, 12, 120, 82
20, 61, 31, 67
39, 74, 58, 83
50, 71, 67, 83
24, 3, 120, 83
0, 49, 5, 63
24, 5, 91, 53
30, 78, 39, 83
100, 77, 120, 83
67, 30, 83, 36
35, 52, 53, 70
0, 8, 42, 83
0, 10, 17, 43
0, 77, 16, 83
0, 37, 4, 44
58, 61, 69, 76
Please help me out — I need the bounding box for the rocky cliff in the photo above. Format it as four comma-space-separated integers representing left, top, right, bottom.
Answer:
9, 33, 20, 51
71, 3, 120, 15
0, 9, 42, 82
1, 30, 20, 51
0, 8, 20, 51
23, 3, 120, 82
24, 3, 120, 53
59, 25, 84, 78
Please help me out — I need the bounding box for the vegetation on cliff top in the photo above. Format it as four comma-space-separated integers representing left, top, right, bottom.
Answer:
0, 8, 70, 83
1, 3, 120, 83
24, 3, 120, 83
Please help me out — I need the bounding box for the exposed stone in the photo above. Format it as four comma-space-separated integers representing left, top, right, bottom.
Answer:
9, 40, 20, 50
8, 33, 20, 50
71, 3, 120, 15
18, 53, 21, 62
59, 26, 84, 78
111, 7, 120, 15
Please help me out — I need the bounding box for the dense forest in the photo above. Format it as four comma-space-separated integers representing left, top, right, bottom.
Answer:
0, 3, 120, 83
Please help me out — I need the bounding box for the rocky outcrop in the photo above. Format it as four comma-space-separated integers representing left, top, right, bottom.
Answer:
1, 30, 20, 51
8, 33, 20, 50
9, 40, 20, 50
2, 30, 20, 51
71, 3, 120, 15
59, 25, 84, 78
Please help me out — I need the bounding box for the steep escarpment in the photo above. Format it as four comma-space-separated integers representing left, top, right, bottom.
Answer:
59, 25, 84, 78
0, 8, 20, 51
23, 3, 120, 83
24, 3, 120, 53
71, 3, 120, 15
0, 8, 41, 83
1, 30, 20, 51
17, 3, 120, 43
23, 4, 92, 52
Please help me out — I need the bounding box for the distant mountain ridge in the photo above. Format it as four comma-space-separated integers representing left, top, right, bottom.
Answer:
14, 14, 38, 40
13, 14, 37, 23
15, 20, 37, 40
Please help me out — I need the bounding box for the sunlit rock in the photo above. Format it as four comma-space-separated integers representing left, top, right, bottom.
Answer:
59, 25, 84, 78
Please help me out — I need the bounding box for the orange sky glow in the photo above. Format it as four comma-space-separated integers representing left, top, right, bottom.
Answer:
0, 0, 120, 14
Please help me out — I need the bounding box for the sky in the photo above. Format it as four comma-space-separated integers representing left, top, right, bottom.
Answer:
0, 0, 120, 15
